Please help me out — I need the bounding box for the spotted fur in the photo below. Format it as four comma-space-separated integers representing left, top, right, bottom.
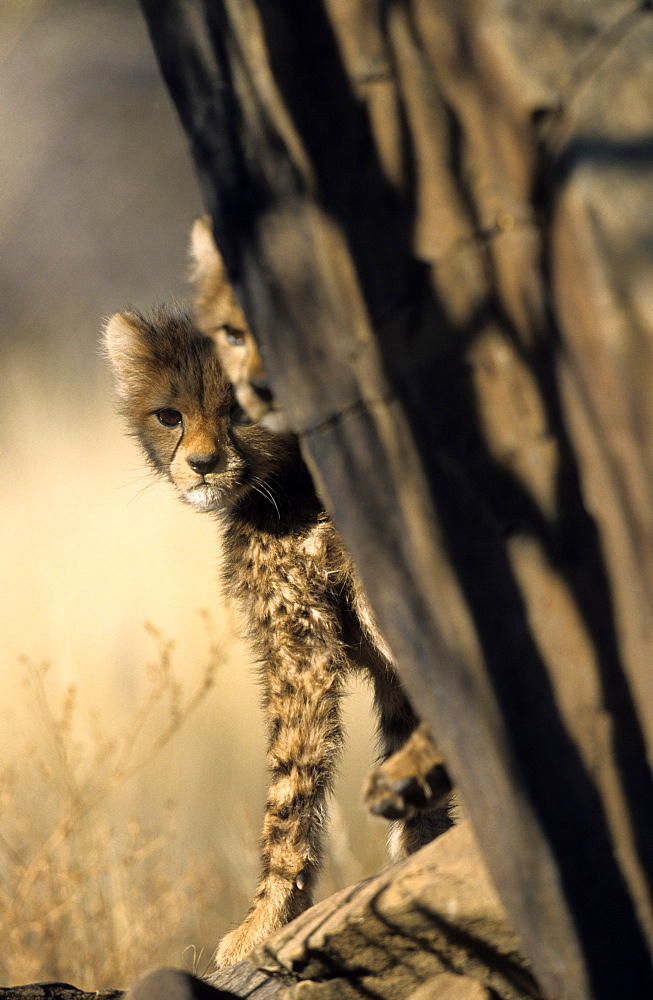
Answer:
103, 305, 450, 966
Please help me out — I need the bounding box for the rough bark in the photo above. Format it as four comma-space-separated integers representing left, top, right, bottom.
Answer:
138, 2, 653, 998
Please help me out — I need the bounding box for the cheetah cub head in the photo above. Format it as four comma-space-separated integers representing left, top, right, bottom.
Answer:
103, 305, 292, 514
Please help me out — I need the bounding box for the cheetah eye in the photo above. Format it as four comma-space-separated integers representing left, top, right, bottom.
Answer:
222, 325, 246, 347
155, 408, 183, 428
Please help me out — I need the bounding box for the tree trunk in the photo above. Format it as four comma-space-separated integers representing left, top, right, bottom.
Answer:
138, 2, 653, 997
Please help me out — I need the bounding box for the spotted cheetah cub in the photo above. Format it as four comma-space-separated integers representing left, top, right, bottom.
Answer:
104, 305, 451, 967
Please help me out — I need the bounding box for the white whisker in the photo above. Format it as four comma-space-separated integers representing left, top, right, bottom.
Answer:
119, 472, 156, 490
250, 476, 281, 518
127, 480, 159, 504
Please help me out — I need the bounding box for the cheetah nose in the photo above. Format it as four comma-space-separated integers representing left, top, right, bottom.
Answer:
187, 452, 220, 475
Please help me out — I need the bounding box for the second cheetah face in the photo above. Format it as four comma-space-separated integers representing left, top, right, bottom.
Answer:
104, 306, 293, 514
189, 216, 291, 435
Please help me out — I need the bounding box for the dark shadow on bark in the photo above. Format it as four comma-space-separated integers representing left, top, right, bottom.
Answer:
535, 129, 653, 940
398, 340, 653, 1000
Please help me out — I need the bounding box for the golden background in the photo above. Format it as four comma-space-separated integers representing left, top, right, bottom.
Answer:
0, 0, 386, 986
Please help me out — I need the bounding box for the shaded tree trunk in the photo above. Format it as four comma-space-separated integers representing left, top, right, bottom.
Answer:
138, 2, 653, 997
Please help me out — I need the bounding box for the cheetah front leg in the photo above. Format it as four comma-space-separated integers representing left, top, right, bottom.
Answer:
215, 646, 345, 967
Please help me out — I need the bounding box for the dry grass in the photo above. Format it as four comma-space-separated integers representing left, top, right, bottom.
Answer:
0, 623, 233, 988
0, 617, 386, 989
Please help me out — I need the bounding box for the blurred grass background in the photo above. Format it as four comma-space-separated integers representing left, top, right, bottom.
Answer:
0, 0, 387, 987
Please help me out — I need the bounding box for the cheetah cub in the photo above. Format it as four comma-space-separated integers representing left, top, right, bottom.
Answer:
104, 305, 452, 967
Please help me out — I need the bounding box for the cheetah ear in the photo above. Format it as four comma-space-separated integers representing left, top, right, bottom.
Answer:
189, 215, 227, 287
103, 311, 149, 398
